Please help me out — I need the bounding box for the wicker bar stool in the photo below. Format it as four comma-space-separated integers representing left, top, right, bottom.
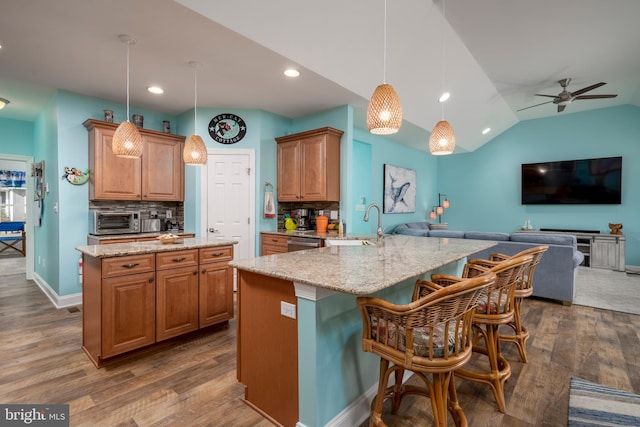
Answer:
488, 245, 548, 363
357, 273, 496, 427
431, 255, 532, 413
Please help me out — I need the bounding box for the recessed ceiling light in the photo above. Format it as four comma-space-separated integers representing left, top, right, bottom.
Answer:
482, 127, 491, 135
438, 92, 450, 103
284, 68, 300, 78
147, 86, 164, 94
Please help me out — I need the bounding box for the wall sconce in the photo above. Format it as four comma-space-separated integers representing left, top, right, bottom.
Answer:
428, 193, 450, 223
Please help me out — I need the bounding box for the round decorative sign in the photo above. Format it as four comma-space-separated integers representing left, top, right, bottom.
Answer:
208, 114, 247, 144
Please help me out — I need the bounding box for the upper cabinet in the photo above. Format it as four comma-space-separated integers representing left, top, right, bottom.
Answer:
275, 127, 343, 202
84, 120, 185, 201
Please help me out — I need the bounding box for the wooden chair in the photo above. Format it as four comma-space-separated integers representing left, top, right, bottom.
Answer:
357, 273, 497, 427
0, 221, 26, 256
431, 255, 532, 413
488, 245, 549, 363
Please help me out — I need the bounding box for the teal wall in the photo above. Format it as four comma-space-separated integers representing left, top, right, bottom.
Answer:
438, 105, 640, 265
0, 117, 34, 156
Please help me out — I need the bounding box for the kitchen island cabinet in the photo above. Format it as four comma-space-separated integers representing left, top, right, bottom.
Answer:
77, 238, 236, 367
230, 235, 497, 427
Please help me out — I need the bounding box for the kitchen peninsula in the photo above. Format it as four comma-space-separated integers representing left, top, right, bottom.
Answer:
76, 237, 236, 368
231, 234, 497, 427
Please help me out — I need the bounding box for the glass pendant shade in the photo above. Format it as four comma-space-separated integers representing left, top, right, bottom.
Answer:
429, 210, 437, 220
112, 120, 143, 158
367, 84, 403, 135
436, 206, 444, 215
442, 198, 450, 209
183, 134, 208, 165
429, 120, 456, 155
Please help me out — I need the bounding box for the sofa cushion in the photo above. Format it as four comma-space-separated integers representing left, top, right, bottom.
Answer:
406, 222, 431, 230
428, 230, 465, 238
395, 228, 430, 237
465, 231, 510, 241
510, 232, 576, 247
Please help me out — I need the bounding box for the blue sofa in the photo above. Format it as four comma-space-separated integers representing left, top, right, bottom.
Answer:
393, 223, 584, 304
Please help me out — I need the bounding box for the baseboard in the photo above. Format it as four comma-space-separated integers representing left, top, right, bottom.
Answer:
324, 370, 412, 427
625, 265, 640, 274
32, 272, 82, 309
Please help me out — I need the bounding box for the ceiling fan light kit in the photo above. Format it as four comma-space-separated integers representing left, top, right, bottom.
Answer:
518, 78, 617, 113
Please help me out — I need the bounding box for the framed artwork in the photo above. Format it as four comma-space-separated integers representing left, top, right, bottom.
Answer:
32, 161, 45, 200
383, 164, 416, 213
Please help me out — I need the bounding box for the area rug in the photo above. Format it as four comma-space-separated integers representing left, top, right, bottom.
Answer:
573, 267, 640, 315
568, 377, 640, 426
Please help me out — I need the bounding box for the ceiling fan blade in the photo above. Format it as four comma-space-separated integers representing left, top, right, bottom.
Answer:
517, 100, 553, 112
534, 94, 558, 98
575, 94, 618, 100
558, 105, 566, 113
571, 82, 606, 96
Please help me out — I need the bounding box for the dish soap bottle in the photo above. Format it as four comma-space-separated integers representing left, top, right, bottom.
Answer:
338, 218, 344, 235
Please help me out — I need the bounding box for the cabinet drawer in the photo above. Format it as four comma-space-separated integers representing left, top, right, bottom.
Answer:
156, 249, 198, 270
199, 246, 234, 264
263, 234, 288, 246
101, 254, 155, 278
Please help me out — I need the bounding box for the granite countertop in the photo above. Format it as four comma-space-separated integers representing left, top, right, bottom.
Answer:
88, 231, 194, 241
76, 237, 237, 258
230, 234, 496, 296
262, 229, 378, 241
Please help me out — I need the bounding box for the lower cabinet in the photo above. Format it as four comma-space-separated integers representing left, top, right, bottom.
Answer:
261, 232, 288, 255
82, 245, 234, 367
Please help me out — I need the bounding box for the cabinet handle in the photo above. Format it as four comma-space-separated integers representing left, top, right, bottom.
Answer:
210, 252, 224, 257
201, 269, 207, 274
122, 263, 140, 268
271, 239, 278, 242
149, 278, 154, 283
172, 257, 186, 262
193, 271, 198, 275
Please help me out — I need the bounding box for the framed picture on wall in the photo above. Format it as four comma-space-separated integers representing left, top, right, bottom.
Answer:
383, 164, 416, 214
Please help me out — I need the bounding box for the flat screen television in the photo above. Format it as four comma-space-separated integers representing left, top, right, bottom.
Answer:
521, 156, 622, 205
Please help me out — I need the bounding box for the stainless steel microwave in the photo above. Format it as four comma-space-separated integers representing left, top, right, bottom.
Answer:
89, 211, 140, 235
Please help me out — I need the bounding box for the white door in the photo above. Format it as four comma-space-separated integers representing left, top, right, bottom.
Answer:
203, 150, 255, 262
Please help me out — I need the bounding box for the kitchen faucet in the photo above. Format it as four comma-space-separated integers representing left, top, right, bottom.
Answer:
363, 203, 384, 241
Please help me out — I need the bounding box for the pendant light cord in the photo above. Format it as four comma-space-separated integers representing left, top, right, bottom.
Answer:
441, 0, 446, 121
126, 41, 131, 122
194, 66, 198, 135
383, 0, 388, 83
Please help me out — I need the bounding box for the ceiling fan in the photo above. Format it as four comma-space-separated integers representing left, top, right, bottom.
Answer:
517, 78, 617, 113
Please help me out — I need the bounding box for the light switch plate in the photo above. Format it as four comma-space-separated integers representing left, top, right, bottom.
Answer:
166, 210, 172, 219
330, 210, 338, 220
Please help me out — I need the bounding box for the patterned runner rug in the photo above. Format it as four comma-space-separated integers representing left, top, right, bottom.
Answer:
569, 377, 640, 426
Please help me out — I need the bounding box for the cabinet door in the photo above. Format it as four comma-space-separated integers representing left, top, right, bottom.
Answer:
90, 125, 141, 201
199, 261, 234, 327
142, 134, 184, 201
156, 265, 199, 341
277, 140, 301, 201
261, 233, 288, 255
102, 272, 155, 358
300, 134, 328, 201
591, 238, 619, 270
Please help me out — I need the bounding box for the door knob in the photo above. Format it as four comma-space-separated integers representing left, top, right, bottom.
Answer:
209, 228, 219, 233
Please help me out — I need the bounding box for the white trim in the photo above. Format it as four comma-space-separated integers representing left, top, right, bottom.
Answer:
325, 371, 413, 427
32, 272, 82, 308
294, 282, 337, 301
625, 265, 640, 274
199, 148, 256, 260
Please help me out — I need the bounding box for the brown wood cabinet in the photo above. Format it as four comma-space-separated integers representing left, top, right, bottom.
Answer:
84, 119, 185, 201
81, 244, 234, 367
276, 127, 343, 202
156, 250, 200, 341
199, 246, 234, 327
261, 232, 288, 255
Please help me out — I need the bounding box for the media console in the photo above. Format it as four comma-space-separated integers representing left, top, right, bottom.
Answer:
540, 228, 625, 272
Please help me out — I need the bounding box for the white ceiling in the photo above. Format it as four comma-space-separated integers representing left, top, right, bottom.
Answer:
1, 0, 639, 153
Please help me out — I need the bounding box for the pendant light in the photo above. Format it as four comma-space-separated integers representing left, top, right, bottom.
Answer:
183, 61, 208, 165
0, 98, 9, 109
429, 0, 455, 155
112, 34, 143, 158
367, 0, 402, 135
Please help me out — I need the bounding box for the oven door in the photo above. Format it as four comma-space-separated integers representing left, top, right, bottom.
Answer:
287, 236, 321, 252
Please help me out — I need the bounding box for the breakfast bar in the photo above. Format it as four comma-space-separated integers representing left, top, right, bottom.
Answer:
230, 234, 497, 427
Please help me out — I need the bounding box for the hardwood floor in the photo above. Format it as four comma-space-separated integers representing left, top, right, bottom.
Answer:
1, 273, 639, 426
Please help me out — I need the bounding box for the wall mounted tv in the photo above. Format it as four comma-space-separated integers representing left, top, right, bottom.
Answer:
521, 156, 622, 205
